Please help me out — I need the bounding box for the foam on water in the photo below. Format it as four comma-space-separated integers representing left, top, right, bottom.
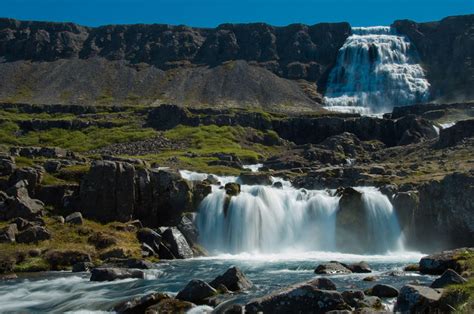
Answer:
324, 26, 430, 114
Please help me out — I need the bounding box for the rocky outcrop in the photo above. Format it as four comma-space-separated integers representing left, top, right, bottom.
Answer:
176, 279, 217, 304
160, 227, 193, 259
431, 269, 467, 288
394, 15, 474, 102
419, 248, 474, 275
245, 278, 350, 313
209, 266, 253, 291
79, 161, 195, 226
395, 285, 445, 313
438, 119, 474, 147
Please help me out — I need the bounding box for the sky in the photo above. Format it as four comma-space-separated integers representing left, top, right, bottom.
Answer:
2, 0, 474, 27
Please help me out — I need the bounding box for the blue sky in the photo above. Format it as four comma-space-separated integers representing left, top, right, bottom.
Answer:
2, 0, 474, 27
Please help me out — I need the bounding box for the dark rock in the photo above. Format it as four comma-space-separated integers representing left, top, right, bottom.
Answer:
45, 250, 91, 270
16, 226, 51, 243
9, 166, 44, 195
363, 276, 378, 282
395, 284, 445, 313
88, 232, 118, 249
90, 267, 145, 281
100, 248, 129, 260
12, 217, 35, 231
404, 264, 420, 272
419, 248, 474, 275
305, 277, 337, 290
342, 290, 365, 307
192, 181, 212, 206
136, 228, 162, 254
393, 191, 418, 234
315, 262, 352, 275
224, 182, 240, 196
356, 296, 383, 310
272, 181, 283, 189
113, 292, 170, 313
125, 258, 154, 269
3, 180, 44, 221
72, 262, 94, 272
65, 212, 83, 225
370, 284, 399, 298
145, 298, 195, 313
238, 173, 272, 185
51, 215, 65, 224
176, 279, 218, 304
209, 266, 253, 291
0, 224, 18, 243
347, 261, 372, 273
245, 278, 349, 313
160, 227, 193, 259
431, 269, 467, 288
0, 157, 15, 176
438, 119, 474, 147
177, 213, 199, 246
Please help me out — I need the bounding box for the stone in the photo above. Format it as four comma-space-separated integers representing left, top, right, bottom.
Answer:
314, 262, 352, 275
176, 279, 218, 304
16, 226, 51, 243
369, 284, 399, 298
395, 284, 445, 313
160, 227, 193, 259
209, 266, 253, 291
44, 250, 91, 270
430, 269, 467, 288
90, 268, 145, 281
307, 277, 337, 290
12, 217, 35, 231
356, 296, 383, 310
65, 212, 83, 225
3, 181, 44, 221
0, 224, 18, 243
342, 290, 365, 307
363, 276, 378, 282
272, 181, 283, 189
99, 248, 129, 260
88, 232, 118, 249
72, 262, 94, 272
0, 157, 16, 176
404, 263, 419, 272
419, 248, 474, 275
438, 119, 474, 147
51, 215, 65, 224
136, 227, 162, 254
347, 261, 372, 273
125, 258, 155, 269
9, 166, 44, 195
145, 298, 195, 314
224, 182, 240, 196
238, 173, 272, 185
177, 213, 198, 246
245, 279, 349, 313
113, 292, 170, 313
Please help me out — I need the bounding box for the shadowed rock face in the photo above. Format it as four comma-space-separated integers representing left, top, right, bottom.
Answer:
393, 14, 474, 103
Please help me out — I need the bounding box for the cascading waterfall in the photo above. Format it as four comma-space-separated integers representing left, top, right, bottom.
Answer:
188, 170, 405, 255
324, 26, 430, 114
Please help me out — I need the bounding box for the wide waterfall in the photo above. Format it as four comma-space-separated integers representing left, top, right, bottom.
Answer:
188, 171, 405, 255
324, 26, 430, 114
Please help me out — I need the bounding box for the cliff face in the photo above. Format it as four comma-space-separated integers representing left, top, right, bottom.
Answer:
394, 14, 474, 103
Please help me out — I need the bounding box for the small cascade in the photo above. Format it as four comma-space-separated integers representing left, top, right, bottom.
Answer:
324, 26, 430, 114
193, 170, 405, 255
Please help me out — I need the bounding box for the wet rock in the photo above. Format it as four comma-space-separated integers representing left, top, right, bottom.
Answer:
209, 266, 253, 291
395, 284, 445, 313
224, 182, 240, 196
136, 227, 162, 254
177, 213, 198, 246
125, 258, 155, 270
90, 267, 145, 281
430, 269, 467, 288
383, 270, 404, 277
65, 212, 83, 225
45, 250, 92, 270
192, 181, 212, 206
176, 279, 218, 304
0, 224, 18, 243
363, 276, 378, 282
404, 263, 420, 272
342, 290, 365, 307
16, 226, 51, 243
272, 181, 283, 189
357, 296, 383, 310
161, 227, 193, 259
113, 292, 170, 313
238, 172, 272, 185
245, 278, 349, 313
369, 284, 399, 298
347, 261, 372, 273
315, 262, 352, 275
72, 262, 94, 272
419, 248, 474, 275
145, 298, 195, 313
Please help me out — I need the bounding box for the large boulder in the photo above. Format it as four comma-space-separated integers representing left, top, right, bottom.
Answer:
245, 279, 350, 313
395, 285, 445, 313
438, 119, 474, 147
369, 284, 399, 298
238, 173, 272, 185
160, 227, 193, 259
177, 213, 199, 246
136, 228, 162, 255
0, 224, 18, 243
16, 225, 51, 243
8, 166, 44, 195
430, 269, 467, 288
347, 261, 372, 273
3, 180, 44, 221
315, 262, 352, 275
90, 268, 145, 281
113, 292, 170, 313
80, 160, 136, 223
176, 279, 217, 304
209, 266, 253, 291
419, 248, 474, 275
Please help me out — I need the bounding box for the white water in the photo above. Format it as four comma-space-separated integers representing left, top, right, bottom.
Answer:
191, 170, 405, 255
324, 26, 430, 114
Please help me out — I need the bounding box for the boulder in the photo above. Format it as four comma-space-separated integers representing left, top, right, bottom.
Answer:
9, 166, 44, 195
88, 232, 118, 249
419, 248, 474, 275
16, 226, 51, 243
305, 277, 337, 290
113, 292, 170, 313
0, 224, 18, 243
72, 262, 94, 272
136, 228, 161, 254
12, 217, 35, 231
238, 173, 272, 185
315, 262, 352, 275
393, 191, 418, 232
3, 181, 44, 221
342, 290, 365, 307
245, 279, 349, 313
369, 284, 399, 298
160, 227, 193, 259
125, 258, 155, 270
176, 279, 218, 304
0, 157, 15, 176
395, 284, 445, 313
347, 261, 372, 273
209, 266, 253, 291
90, 268, 145, 281
430, 269, 467, 288
438, 119, 474, 147
192, 181, 212, 206
65, 212, 83, 225
224, 182, 240, 196
45, 250, 92, 270
177, 213, 199, 246
356, 296, 383, 310
144, 298, 195, 313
